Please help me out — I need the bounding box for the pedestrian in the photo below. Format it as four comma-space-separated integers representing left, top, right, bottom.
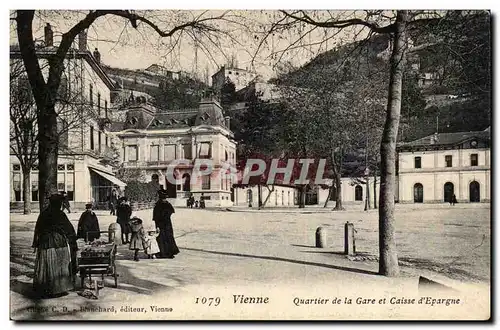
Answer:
200, 193, 206, 209
77, 203, 101, 242
189, 195, 195, 208
61, 191, 71, 213
128, 217, 146, 262
194, 200, 199, 208
108, 189, 118, 216
145, 228, 160, 259
452, 194, 458, 206
116, 197, 132, 244
153, 189, 179, 259
32, 193, 77, 298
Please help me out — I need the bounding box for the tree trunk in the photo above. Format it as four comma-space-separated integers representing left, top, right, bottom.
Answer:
373, 172, 378, 209
323, 185, 332, 208
332, 173, 344, 211
38, 107, 59, 211
378, 10, 408, 277
260, 185, 274, 208
22, 169, 31, 215
298, 186, 306, 208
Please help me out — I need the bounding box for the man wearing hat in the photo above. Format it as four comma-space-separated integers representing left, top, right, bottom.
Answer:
116, 196, 132, 244
77, 203, 101, 242
153, 189, 179, 258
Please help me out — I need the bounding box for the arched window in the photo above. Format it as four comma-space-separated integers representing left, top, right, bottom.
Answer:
355, 185, 363, 201
414, 183, 423, 203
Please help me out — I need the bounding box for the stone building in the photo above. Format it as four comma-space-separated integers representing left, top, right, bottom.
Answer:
211, 66, 258, 92
10, 25, 126, 210
112, 96, 237, 207
397, 129, 491, 203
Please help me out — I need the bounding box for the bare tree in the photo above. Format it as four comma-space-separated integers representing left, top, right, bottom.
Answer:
13, 9, 239, 210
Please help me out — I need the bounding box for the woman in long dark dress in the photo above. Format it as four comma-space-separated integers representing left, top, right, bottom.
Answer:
153, 190, 179, 259
32, 194, 77, 298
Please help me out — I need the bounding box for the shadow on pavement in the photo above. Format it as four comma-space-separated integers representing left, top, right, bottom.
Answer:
181, 247, 378, 276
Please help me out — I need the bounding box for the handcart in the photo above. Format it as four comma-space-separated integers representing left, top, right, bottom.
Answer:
78, 232, 118, 289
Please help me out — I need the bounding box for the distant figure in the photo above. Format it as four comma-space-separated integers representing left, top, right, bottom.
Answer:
188, 196, 195, 208
153, 189, 179, 259
116, 197, 132, 244
200, 193, 206, 209
108, 189, 118, 216
77, 203, 101, 242
32, 194, 77, 298
194, 200, 199, 208
129, 217, 146, 262
61, 191, 71, 213
452, 194, 458, 206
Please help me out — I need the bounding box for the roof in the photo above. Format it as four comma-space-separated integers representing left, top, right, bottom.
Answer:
10, 45, 117, 90
399, 129, 491, 149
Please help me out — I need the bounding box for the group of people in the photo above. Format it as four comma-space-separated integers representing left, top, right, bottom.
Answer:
31, 188, 180, 299
186, 193, 206, 209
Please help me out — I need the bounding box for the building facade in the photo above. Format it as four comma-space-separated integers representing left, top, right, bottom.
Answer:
397, 130, 491, 203
10, 26, 126, 210
211, 66, 258, 92
113, 97, 237, 207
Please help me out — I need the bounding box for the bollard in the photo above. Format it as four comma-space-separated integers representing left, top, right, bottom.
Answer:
344, 222, 355, 256
315, 227, 327, 248
108, 223, 122, 245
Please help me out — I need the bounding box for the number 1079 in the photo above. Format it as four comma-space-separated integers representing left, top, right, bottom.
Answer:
195, 297, 221, 306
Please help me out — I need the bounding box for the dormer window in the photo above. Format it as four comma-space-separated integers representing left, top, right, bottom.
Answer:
201, 112, 210, 121
151, 119, 163, 127
183, 119, 189, 125
128, 117, 138, 125
171, 119, 179, 124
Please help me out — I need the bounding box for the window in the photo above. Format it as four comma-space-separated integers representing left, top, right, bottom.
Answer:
202, 175, 211, 190
128, 145, 138, 161
90, 126, 94, 150
165, 145, 176, 161
105, 100, 108, 119
66, 172, 74, 201
97, 93, 101, 116
57, 164, 65, 171
355, 185, 363, 201
198, 142, 212, 159
445, 155, 452, 167
89, 84, 93, 106
182, 144, 192, 159
105, 136, 108, 147
13, 164, 20, 171
225, 150, 228, 161
98, 131, 102, 153
150, 145, 159, 162
414, 156, 421, 169
57, 173, 65, 192
471, 154, 478, 166
67, 164, 74, 171
13, 173, 21, 201
31, 173, 39, 201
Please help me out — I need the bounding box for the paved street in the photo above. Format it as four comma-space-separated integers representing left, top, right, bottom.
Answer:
10, 204, 490, 320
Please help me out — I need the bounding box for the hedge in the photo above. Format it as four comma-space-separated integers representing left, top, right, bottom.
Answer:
124, 181, 160, 204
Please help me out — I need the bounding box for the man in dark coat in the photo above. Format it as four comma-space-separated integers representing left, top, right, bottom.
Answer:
153, 189, 179, 259
77, 203, 101, 242
116, 197, 132, 244
108, 190, 118, 216
32, 194, 77, 297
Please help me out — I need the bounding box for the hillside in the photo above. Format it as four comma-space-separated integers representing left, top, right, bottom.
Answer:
103, 65, 208, 110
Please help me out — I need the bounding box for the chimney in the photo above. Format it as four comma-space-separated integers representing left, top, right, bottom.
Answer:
224, 116, 230, 129
93, 48, 101, 64
44, 23, 53, 47
78, 30, 88, 51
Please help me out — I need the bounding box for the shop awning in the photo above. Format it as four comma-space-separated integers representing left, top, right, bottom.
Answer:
89, 167, 127, 189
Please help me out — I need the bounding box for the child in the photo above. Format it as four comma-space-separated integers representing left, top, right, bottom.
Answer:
128, 217, 146, 262
145, 228, 160, 259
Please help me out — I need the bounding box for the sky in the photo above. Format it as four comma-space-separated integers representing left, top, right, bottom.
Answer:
9, 10, 375, 82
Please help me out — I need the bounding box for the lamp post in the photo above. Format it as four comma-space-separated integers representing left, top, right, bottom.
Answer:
364, 167, 370, 211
